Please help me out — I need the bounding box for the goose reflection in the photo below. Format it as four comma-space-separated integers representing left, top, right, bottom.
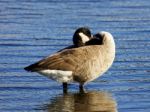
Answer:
43, 91, 118, 112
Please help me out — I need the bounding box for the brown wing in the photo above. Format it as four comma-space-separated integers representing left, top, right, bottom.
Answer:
58, 45, 76, 52
25, 46, 89, 71
24, 45, 102, 81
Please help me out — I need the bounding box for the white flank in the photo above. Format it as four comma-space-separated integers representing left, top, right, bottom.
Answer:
38, 70, 73, 83
79, 32, 90, 43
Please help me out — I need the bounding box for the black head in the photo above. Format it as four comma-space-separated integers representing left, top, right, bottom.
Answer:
73, 27, 92, 47
86, 33, 104, 45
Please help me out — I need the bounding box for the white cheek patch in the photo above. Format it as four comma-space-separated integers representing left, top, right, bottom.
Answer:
79, 32, 90, 43
38, 70, 73, 83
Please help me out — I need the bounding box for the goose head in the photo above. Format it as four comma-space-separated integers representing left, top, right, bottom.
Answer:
90, 31, 115, 46
85, 31, 115, 53
73, 27, 93, 47
85, 32, 104, 45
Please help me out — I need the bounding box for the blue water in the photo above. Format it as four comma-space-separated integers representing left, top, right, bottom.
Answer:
0, 0, 150, 112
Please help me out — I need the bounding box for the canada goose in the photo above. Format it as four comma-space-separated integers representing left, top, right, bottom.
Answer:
24, 31, 115, 93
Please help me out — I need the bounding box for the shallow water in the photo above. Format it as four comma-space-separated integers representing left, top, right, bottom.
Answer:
0, 0, 150, 112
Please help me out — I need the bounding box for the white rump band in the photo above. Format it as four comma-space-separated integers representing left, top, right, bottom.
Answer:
38, 70, 73, 83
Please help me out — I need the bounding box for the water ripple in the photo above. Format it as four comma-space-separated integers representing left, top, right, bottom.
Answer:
0, 0, 150, 112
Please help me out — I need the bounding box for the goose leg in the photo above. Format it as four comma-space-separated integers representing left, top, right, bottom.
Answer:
63, 82, 68, 93
79, 84, 85, 93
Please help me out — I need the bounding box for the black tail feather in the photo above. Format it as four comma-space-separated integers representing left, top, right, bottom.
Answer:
24, 64, 38, 72
24, 65, 33, 72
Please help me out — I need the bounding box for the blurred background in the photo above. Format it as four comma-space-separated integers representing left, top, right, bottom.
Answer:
0, 0, 150, 112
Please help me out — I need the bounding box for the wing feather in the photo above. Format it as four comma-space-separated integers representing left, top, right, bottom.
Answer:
24, 46, 102, 80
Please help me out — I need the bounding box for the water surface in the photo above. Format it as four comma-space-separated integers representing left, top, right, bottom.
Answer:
0, 0, 150, 112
